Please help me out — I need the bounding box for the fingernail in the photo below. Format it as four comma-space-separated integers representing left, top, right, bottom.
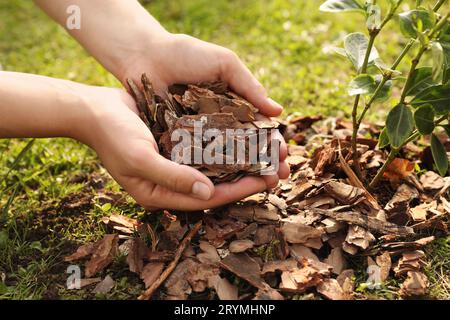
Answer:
192, 181, 212, 200
268, 98, 284, 112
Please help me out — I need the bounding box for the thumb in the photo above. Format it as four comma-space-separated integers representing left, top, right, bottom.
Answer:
219, 50, 283, 117
133, 148, 215, 201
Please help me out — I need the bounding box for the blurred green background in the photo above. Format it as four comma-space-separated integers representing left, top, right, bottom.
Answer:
1, 0, 448, 299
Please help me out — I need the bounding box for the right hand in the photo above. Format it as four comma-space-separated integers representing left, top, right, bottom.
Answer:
76, 85, 287, 211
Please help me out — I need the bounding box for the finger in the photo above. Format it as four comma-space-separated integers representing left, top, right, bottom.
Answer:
271, 129, 288, 162
131, 144, 215, 201
219, 51, 283, 117
262, 173, 280, 189
139, 176, 269, 211
278, 160, 290, 180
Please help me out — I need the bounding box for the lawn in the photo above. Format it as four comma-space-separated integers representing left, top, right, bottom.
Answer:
0, 0, 448, 299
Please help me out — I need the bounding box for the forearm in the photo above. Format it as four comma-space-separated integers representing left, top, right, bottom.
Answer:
0, 71, 93, 141
34, 0, 169, 82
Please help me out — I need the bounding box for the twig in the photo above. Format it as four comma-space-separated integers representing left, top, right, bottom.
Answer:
337, 140, 381, 210
138, 220, 202, 300
311, 208, 415, 236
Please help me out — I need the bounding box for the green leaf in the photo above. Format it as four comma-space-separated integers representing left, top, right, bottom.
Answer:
442, 124, 450, 137
366, 4, 381, 30
414, 104, 435, 135
0, 230, 8, 248
430, 134, 449, 176
378, 128, 390, 148
438, 24, 450, 84
411, 84, 450, 114
344, 33, 379, 71
101, 203, 112, 212
348, 74, 376, 95
320, 0, 364, 13
399, 10, 434, 38
431, 42, 445, 84
372, 75, 392, 103
404, 67, 434, 97
386, 104, 414, 148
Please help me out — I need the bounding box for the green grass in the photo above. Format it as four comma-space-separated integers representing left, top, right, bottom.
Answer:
0, 0, 448, 299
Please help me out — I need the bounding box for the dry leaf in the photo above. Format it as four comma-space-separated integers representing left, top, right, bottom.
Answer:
141, 262, 164, 289
289, 244, 319, 262
220, 253, 265, 290
324, 181, 365, 205
214, 277, 238, 300
324, 247, 346, 275
197, 241, 220, 264
64, 243, 96, 262
317, 278, 350, 300
281, 222, 323, 245
419, 171, 445, 191
229, 239, 254, 253
376, 251, 392, 282
399, 271, 429, 297
85, 234, 119, 278
92, 275, 115, 294
383, 158, 414, 183
126, 237, 147, 275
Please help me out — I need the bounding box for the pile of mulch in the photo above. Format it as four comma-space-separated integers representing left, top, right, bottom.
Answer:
63, 80, 449, 300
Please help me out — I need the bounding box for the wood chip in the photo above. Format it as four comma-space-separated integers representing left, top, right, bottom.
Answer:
141, 262, 164, 289
399, 271, 429, 297
324, 247, 346, 274
229, 239, 254, 253
214, 277, 238, 300
219, 253, 265, 289
85, 234, 119, 278
92, 275, 115, 294
317, 278, 350, 300
281, 222, 323, 244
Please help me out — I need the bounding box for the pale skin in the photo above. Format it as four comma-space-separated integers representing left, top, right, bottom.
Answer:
0, 0, 289, 210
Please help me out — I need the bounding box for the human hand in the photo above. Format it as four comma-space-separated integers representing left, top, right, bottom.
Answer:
118, 33, 290, 186
79, 86, 288, 210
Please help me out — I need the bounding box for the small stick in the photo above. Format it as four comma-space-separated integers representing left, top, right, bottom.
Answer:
337, 140, 381, 210
138, 220, 202, 300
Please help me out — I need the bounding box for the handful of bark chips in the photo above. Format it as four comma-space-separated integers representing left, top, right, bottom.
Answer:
127, 74, 280, 183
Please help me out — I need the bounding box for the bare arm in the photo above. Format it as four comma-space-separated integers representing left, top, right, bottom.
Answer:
33, 0, 285, 117
0, 71, 92, 140
33, 0, 168, 82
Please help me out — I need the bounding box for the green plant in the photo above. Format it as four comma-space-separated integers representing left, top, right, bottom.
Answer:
320, 0, 449, 187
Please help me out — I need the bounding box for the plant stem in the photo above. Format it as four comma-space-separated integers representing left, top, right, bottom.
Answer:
350, 1, 405, 175
400, 13, 449, 104
356, 39, 415, 125
433, 0, 448, 12
369, 116, 447, 188
369, 148, 398, 189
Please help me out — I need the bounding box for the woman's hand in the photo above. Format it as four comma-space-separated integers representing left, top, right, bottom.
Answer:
79, 86, 288, 211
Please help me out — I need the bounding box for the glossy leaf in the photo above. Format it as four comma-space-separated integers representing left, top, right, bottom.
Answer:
386, 104, 414, 148
378, 127, 390, 148
399, 10, 434, 38
319, 0, 364, 13
414, 104, 435, 135
372, 75, 392, 103
366, 4, 381, 31
348, 74, 376, 95
431, 134, 449, 176
431, 42, 445, 84
344, 33, 379, 71
442, 124, 450, 137
404, 67, 434, 97
411, 84, 450, 114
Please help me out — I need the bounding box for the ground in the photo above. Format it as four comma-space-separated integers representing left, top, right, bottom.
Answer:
0, 0, 448, 299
